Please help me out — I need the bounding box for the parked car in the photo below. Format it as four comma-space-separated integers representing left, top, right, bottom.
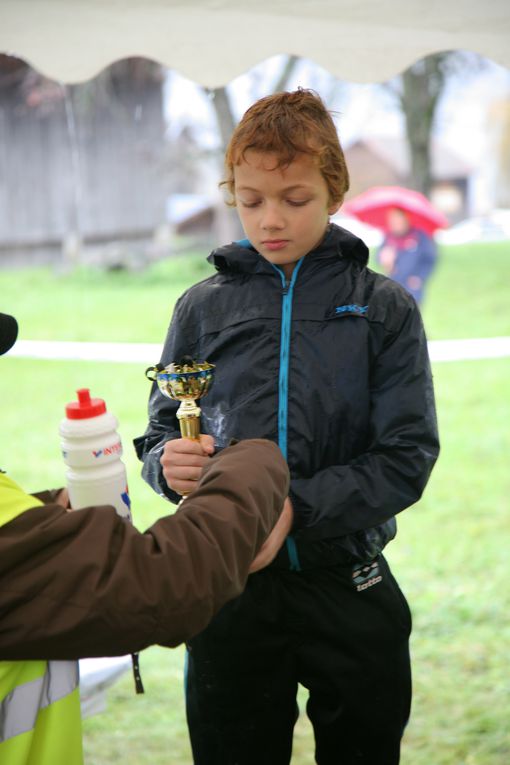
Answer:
331, 213, 383, 248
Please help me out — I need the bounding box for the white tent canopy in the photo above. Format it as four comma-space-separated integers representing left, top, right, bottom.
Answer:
1, 0, 509, 86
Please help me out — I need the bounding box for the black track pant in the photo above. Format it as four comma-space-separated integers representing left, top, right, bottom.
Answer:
185, 555, 412, 765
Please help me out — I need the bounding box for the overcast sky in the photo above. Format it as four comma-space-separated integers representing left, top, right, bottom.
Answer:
164, 54, 510, 165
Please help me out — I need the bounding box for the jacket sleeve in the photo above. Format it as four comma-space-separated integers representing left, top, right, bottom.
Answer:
290, 299, 439, 542
31, 488, 64, 504
0, 439, 288, 660
133, 303, 195, 505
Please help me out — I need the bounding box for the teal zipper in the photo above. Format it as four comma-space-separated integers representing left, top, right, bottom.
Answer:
272, 259, 304, 572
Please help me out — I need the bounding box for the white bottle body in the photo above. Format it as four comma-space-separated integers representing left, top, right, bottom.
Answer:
60, 406, 132, 520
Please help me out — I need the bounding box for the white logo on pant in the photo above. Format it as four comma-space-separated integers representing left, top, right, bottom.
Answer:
352, 560, 382, 592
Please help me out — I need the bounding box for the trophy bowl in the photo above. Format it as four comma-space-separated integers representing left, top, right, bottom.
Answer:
146, 357, 215, 402
145, 356, 215, 443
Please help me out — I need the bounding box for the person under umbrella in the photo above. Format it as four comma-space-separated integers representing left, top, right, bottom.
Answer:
343, 186, 448, 305
377, 206, 438, 304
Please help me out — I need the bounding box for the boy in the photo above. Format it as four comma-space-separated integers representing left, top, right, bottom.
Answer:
135, 89, 439, 765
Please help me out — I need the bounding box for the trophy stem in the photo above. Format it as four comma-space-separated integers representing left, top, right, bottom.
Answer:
176, 400, 201, 501
176, 399, 201, 441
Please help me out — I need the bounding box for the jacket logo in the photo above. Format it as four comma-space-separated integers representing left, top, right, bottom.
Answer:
335, 304, 368, 315
352, 560, 382, 592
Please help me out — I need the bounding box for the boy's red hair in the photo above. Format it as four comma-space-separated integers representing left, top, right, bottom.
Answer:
222, 88, 349, 206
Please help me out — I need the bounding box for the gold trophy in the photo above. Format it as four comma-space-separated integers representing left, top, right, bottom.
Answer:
145, 357, 215, 497
145, 356, 215, 440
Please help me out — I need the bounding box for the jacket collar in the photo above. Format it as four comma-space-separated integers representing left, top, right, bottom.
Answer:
207, 223, 369, 275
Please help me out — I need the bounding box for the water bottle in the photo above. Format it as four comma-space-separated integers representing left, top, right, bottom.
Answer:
59, 388, 132, 520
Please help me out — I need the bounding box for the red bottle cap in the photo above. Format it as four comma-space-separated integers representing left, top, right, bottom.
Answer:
65, 388, 107, 419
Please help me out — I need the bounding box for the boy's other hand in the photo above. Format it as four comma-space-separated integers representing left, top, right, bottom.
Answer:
249, 496, 294, 573
407, 275, 422, 291
161, 434, 215, 496
378, 245, 396, 273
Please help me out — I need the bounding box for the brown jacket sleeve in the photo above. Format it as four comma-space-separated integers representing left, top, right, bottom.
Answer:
31, 488, 64, 504
0, 439, 288, 660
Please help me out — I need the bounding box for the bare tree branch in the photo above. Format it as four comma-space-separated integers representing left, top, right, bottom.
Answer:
272, 55, 300, 94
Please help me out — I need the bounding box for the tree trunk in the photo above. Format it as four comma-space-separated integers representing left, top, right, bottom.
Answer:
208, 86, 237, 152
272, 55, 300, 94
205, 56, 302, 244
400, 54, 448, 196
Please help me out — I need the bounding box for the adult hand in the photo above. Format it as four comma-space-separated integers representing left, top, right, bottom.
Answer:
160, 434, 215, 496
55, 488, 70, 509
249, 496, 294, 573
378, 245, 396, 273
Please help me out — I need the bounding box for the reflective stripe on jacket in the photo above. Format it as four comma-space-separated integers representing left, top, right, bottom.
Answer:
0, 473, 83, 764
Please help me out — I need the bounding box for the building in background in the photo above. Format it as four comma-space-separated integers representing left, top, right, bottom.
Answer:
1, 53, 509, 268
0, 56, 166, 268
344, 136, 472, 223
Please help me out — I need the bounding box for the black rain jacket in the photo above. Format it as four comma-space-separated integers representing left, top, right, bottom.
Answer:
134, 224, 439, 568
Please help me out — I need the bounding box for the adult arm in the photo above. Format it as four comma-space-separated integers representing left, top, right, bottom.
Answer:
0, 439, 288, 660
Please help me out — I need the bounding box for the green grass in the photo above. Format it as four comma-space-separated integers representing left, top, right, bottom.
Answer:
1, 240, 510, 343
2, 355, 508, 764
1, 242, 509, 764
388, 359, 510, 765
0, 254, 214, 343
418, 241, 510, 340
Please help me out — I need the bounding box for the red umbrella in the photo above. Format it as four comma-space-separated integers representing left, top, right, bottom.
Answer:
342, 186, 449, 235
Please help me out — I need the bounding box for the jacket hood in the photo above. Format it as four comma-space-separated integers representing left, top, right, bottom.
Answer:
207, 223, 369, 274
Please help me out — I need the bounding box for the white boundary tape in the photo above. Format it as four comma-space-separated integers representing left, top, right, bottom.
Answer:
10, 341, 163, 364
9, 337, 510, 364
427, 337, 510, 362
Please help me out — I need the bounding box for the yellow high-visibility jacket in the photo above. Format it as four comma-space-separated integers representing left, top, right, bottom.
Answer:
0, 472, 83, 765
